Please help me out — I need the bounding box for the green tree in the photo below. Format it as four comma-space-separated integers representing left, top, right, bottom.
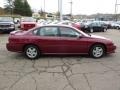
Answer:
13, 0, 24, 15
13, 0, 32, 16
22, 0, 32, 16
38, 9, 45, 17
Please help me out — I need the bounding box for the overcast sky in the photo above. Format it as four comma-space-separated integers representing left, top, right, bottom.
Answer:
0, 0, 119, 15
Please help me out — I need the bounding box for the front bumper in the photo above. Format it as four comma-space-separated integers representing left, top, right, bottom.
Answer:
0, 28, 15, 33
107, 45, 116, 54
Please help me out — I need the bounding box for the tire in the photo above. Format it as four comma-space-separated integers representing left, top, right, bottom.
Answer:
89, 44, 105, 58
90, 28, 93, 33
116, 26, 119, 30
103, 29, 107, 32
24, 45, 40, 59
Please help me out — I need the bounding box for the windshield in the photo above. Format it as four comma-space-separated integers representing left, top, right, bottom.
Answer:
0, 17, 13, 22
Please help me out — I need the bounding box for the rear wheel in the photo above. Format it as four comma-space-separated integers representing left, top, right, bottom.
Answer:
89, 44, 105, 58
24, 45, 40, 59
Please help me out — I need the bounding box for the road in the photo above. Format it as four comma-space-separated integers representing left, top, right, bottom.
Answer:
0, 29, 120, 90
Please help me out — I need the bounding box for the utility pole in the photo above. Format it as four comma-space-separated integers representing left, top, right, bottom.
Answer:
69, 0, 73, 20
9, 0, 13, 16
44, 0, 46, 19
44, 0, 45, 12
59, 0, 62, 21
115, 0, 120, 21
58, 0, 59, 20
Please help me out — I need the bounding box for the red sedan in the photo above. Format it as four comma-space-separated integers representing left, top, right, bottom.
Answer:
6, 25, 116, 59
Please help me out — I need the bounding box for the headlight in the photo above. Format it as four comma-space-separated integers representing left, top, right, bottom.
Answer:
9, 24, 15, 29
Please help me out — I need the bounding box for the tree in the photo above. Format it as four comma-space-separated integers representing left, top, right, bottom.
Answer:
38, 9, 45, 17
13, 0, 32, 16
13, 0, 24, 15
0, 7, 5, 15
22, 0, 32, 16
4, 0, 13, 14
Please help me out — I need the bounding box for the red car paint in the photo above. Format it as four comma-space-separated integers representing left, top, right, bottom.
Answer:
6, 25, 116, 56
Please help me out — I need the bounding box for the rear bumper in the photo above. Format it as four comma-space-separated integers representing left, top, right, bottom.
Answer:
6, 43, 23, 53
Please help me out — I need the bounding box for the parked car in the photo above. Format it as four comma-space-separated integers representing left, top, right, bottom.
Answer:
103, 21, 112, 29
20, 17, 37, 31
56, 20, 81, 30
6, 25, 116, 59
83, 21, 107, 32
0, 17, 15, 33
72, 22, 81, 30
111, 22, 120, 29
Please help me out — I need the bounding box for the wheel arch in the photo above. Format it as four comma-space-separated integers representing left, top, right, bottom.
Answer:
23, 43, 41, 52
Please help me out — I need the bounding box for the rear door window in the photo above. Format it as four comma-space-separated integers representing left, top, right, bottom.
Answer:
38, 27, 59, 36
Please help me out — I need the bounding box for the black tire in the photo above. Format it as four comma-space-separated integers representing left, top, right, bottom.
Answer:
24, 45, 40, 59
89, 44, 105, 58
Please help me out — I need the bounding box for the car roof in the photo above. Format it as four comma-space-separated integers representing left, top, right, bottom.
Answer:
36, 24, 74, 28
29, 24, 90, 37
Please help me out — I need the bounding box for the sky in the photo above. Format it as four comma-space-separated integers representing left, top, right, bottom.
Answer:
0, 0, 119, 15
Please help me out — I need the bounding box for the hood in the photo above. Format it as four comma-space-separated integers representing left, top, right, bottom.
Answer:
0, 21, 14, 25
90, 35, 111, 41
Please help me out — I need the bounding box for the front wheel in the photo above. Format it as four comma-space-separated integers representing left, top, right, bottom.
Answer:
90, 45, 105, 58
24, 45, 40, 59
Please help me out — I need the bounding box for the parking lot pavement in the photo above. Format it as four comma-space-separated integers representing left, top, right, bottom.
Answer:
0, 29, 120, 90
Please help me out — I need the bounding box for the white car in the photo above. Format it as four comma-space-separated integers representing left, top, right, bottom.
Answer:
111, 23, 120, 29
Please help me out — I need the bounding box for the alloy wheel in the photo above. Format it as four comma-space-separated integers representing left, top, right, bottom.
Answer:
25, 45, 40, 59
90, 45, 105, 58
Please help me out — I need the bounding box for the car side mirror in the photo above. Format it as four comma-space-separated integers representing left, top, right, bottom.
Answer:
78, 35, 84, 38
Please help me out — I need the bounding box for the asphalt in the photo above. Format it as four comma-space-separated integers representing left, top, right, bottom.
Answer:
0, 29, 120, 90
